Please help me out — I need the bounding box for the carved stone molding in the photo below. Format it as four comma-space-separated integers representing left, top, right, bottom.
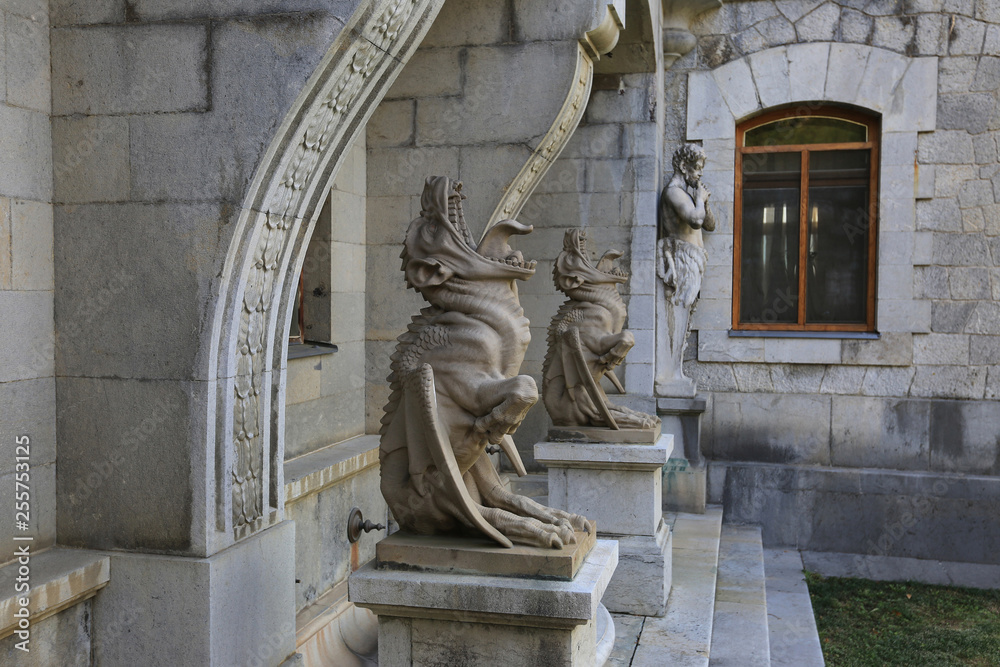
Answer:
213, 0, 446, 542
484, 4, 624, 232
662, 0, 722, 68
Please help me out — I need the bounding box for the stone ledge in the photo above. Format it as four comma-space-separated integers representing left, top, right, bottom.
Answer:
0, 547, 109, 639
535, 434, 674, 470
284, 434, 380, 504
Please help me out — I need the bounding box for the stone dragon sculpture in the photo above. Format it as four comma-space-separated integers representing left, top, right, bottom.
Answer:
543, 229, 659, 430
379, 176, 590, 549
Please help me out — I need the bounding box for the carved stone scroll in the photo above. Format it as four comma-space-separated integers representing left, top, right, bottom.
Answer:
218, 0, 447, 540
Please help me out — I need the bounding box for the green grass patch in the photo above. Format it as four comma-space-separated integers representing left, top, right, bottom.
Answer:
806, 572, 1000, 666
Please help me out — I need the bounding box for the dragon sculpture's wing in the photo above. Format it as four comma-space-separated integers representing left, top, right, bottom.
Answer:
403, 363, 513, 548
560, 326, 619, 430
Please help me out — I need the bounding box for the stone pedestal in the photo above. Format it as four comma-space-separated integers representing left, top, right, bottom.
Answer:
349, 538, 618, 667
90, 521, 296, 666
658, 396, 708, 514
535, 434, 673, 616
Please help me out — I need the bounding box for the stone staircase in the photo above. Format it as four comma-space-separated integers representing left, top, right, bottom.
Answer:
504, 472, 826, 665
606, 507, 825, 666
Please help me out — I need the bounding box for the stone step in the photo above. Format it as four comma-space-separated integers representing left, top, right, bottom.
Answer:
708, 524, 770, 666
764, 548, 825, 667
629, 506, 724, 666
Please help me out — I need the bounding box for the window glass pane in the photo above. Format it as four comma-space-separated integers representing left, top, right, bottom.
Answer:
740, 152, 801, 324
805, 150, 870, 324
745, 116, 868, 147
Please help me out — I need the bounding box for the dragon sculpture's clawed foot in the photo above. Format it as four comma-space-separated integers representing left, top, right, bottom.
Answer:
470, 457, 590, 549
608, 403, 660, 430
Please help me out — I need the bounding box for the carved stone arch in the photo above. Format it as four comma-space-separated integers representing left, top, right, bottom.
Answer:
672, 43, 939, 377
207, 0, 446, 545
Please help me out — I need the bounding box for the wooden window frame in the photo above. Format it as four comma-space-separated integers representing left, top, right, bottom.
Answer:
732, 105, 881, 333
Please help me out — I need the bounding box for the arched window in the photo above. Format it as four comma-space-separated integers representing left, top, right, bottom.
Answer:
733, 106, 880, 332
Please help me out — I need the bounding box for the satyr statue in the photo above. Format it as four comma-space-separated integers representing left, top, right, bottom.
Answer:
379, 176, 590, 549
655, 144, 715, 397
543, 229, 659, 430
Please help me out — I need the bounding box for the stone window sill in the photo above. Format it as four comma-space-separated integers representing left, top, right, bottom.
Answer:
287, 342, 339, 360
0, 548, 110, 640
284, 434, 380, 504
728, 330, 880, 340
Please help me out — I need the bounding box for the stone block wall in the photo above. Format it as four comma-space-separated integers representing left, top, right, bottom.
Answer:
664, 0, 1000, 476
284, 136, 367, 460
0, 1, 55, 565
48, 0, 362, 555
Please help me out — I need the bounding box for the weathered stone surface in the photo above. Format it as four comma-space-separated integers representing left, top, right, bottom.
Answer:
938, 94, 995, 134
6, 13, 50, 113
911, 365, 987, 399
839, 8, 873, 43
9, 199, 52, 291
913, 333, 970, 365
842, 332, 913, 366
0, 291, 53, 383
687, 71, 735, 141
749, 47, 790, 109
763, 338, 841, 364
930, 400, 1000, 473
913, 13, 947, 55
932, 299, 976, 332
53, 203, 227, 381
949, 266, 992, 299
819, 365, 866, 394
51, 115, 129, 203
710, 393, 832, 465
0, 377, 55, 476
969, 334, 1000, 365
831, 396, 930, 470
860, 366, 915, 396
603, 524, 672, 617
719, 462, 1000, 564
733, 363, 774, 392
948, 15, 986, 55
787, 42, 829, 101
796, 2, 840, 42
965, 301, 1000, 334
769, 365, 826, 393
51, 24, 209, 116
871, 15, 915, 51
0, 463, 55, 562
919, 131, 975, 164
685, 361, 739, 392
50, 0, 123, 25
0, 105, 51, 202
775, 0, 825, 23
385, 47, 463, 100
932, 232, 991, 265
92, 522, 296, 665
56, 377, 205, 552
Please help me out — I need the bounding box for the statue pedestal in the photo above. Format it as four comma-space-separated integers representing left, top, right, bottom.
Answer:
658, 396, 708, 514
349, 532, 618, 667
535, 433, 673, 616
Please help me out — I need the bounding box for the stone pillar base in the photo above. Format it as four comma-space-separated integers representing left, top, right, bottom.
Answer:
658, 396, 708, 513
349, 540, 619, 667
602, 519, 672, 616
536, 434, 673, 616
91, 521, 296, 667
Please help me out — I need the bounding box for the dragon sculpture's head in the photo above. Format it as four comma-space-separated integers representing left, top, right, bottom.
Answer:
401, 176, 537, 294
553, 228, 628, 295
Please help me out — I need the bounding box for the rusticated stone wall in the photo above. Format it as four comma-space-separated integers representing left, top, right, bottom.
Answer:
657, 0, 1000, 475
